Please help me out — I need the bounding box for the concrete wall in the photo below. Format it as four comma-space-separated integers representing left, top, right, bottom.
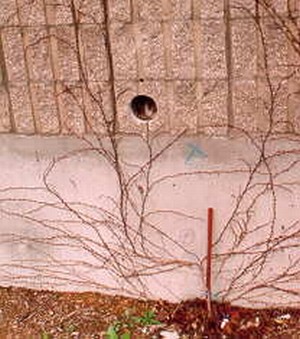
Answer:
0, 0, 299, 308
0, 134, 299, 308
0, 0, 299, 135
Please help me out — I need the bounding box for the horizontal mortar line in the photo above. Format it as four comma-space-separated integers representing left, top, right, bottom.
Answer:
4, 79, 111, 86
2, 77, 294, 87
0, 23, 105, 30
3, 75, 290, 86
226, 12, 300, 19
0, 15, 298, 31
105, 13, 299, 23
110, 76, 288, 82
0, 131, 65, 136
106, 13, 291, 22
1, 13, 294, 29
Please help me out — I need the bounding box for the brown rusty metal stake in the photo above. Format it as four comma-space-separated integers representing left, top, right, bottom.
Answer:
206, 207, 213, 318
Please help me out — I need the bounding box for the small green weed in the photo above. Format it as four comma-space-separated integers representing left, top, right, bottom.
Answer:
40, 332, 51, 339
65, 323, 77, 333
106, 324, 119, 339
133, 310, 161, 326
105, 309, 161, 339
106, 323, 131, 339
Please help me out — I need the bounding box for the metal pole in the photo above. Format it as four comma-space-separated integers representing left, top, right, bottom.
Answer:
206, 207, 213, 317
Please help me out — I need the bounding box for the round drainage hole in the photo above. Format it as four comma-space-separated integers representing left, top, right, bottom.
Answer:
130, 95, 157, 121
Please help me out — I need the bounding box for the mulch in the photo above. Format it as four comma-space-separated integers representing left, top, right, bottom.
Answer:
0, 286, 299, 338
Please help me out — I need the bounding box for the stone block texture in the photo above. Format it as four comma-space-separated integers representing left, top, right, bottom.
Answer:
0, 0, 298, 135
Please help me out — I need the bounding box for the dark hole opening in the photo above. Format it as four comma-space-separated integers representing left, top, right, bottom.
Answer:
130, 95, 157, 121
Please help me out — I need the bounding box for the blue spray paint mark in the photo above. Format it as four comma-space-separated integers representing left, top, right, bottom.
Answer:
185, 143, 207, 166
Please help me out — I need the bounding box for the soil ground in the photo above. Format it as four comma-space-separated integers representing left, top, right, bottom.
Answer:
0, 286, 299, 338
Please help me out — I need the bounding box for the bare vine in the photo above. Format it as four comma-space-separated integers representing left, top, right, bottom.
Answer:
0, 0, 299, 308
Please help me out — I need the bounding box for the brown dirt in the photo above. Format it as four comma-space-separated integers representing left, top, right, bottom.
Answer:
0, 286, 299, 338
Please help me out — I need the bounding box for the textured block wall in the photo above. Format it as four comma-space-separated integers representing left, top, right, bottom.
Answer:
0, 0, 299, 135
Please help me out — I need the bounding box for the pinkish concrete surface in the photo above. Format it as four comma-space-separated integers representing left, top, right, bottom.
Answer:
0, 134, 299, 308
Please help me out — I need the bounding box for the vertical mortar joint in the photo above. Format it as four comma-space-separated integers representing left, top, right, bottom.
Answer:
224, 0, 234, 134
0, 30, 16, 132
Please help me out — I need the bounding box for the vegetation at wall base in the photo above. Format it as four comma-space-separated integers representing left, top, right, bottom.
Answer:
0, 287, 298, 338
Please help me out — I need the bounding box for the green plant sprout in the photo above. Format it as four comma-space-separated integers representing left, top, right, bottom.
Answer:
105, 309, 162, 339
40, 332, 51, 339
132, 310, 161, 326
